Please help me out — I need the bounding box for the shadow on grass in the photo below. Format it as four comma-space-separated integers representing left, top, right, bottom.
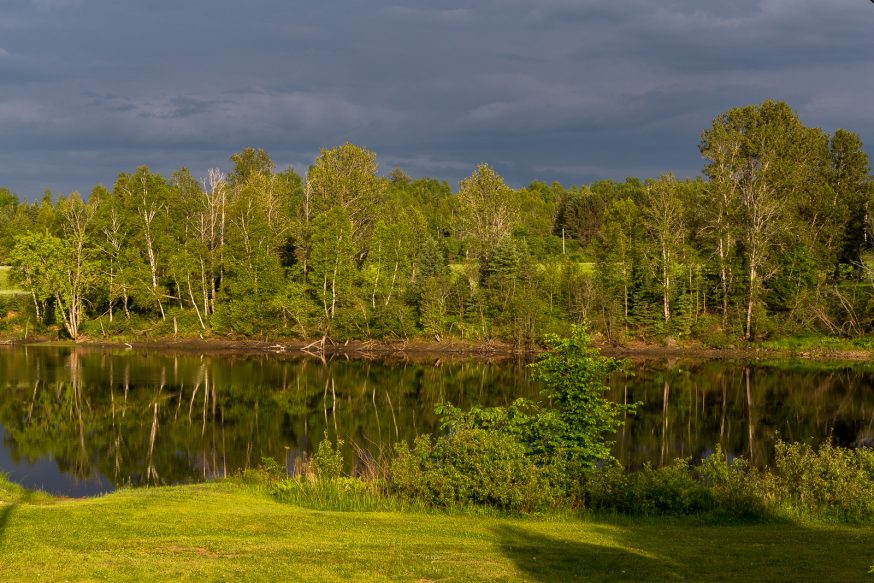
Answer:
495, 519, 874, 583
0, 502, 18, 547
493, 524, 680, 582
0, 491, 33, 547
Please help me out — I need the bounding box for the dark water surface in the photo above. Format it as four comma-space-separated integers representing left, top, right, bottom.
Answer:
0, 346, 871, 496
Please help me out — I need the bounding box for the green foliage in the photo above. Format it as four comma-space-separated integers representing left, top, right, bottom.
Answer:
270, 477, 397, 512
418, 276, 448, 337
308, 207, 357, 332
1, 114, 872, 347
431, 327, 631, 471
582, 441, 874, 522
390, 428, 555, 512
311, 433, 345, 481
259, 456, 284, 480
763, 441, 874, 522
391, 328, 631, 510
272, 277, 320, 338
583, 459, 715, 517
696, 447, 766, 520
692, 314, 736, 348
307, 142, 386, 255
454, 163, 519, 258
529, 326, 630, 467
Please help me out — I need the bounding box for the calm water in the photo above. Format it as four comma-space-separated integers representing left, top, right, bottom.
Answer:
0, 346, 871, 496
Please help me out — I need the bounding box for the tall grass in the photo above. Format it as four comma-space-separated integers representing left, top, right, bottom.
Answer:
269, 477, 410, 512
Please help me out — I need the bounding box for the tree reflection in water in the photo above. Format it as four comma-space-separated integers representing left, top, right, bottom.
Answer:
0, 346, 871, 495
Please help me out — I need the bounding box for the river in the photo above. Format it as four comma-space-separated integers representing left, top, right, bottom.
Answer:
0, 346, 871, 496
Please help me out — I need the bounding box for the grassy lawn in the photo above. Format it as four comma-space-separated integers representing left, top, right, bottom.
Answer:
0, 266, 24, 296
448, 261, 596, 278
1, 481, 872, 582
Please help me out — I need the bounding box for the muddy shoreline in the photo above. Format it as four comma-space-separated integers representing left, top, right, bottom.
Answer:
3, 335, 872, 362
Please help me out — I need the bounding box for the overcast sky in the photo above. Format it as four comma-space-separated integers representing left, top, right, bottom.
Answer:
1, 0, 873, 199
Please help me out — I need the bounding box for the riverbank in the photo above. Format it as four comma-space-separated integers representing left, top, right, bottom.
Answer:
4, 333, 874, 362
0, 479, 871, 582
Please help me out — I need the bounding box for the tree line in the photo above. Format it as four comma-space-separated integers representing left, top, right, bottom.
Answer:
0, 100, 872, 345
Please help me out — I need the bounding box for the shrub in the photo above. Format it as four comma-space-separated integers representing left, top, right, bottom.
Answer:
390, 327, 633, 511
692, 314, 736, 349
390, 428, 556, 512
762, 441, 874, 522
259, 456, 284, 479
311, 433, 345, 481
697, 447, 766, 521
582, 442, 874, 522
583, 459, 714, 516
529, 327, 631, 467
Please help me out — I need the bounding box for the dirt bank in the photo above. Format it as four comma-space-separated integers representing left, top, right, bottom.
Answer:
4, 335, 872, 362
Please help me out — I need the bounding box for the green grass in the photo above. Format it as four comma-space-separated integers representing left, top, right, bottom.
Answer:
758, 334, 874, 352
0, 265, 25, 295
448, 261, 596, 276
577, 261, 595, 275
0, 479, 872, 581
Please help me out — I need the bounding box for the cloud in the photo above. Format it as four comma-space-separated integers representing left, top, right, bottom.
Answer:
381, 154, 471, 173
29, 0, 81, 9
386, 6, 473, 22
0, 0, 871, 198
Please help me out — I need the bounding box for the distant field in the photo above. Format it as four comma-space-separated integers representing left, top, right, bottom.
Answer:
448, 261, 596, 278
0, 266, 24, 295
578, 262, 595, 275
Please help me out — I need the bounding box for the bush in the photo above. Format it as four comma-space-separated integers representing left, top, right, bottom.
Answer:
697, 447, 766, 521
692, 314, 736, 349
582, 442, 874, 522
762, 441, 874, 522
583, 459, 714, 516
311, 433, 345, 481
529, 326, 631, 467
389, 327, 634, 511
390, 428, 556, 512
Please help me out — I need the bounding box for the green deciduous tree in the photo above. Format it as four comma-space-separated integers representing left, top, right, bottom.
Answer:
595, 198, 640, 337
642, 174, 687, 325
306, 143, 386, 261
11, 194, 97, 339
701, 101, 828, 339
309, 207, 357, 333
454, 164, 519, 259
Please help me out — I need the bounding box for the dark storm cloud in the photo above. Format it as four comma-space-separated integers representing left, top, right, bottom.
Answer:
0, 0, 872, 198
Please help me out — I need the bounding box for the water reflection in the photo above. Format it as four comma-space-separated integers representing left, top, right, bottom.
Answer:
0, 346, 871, 496
0, 346, 536, 495
610, 359, 874, 469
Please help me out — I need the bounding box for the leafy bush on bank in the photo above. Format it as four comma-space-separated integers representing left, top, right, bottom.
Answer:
387, 326, 629, 511
391, 427, 557, 512
260, 433, 874, 523
582, 442, 874, 522
261, 330, 874, 523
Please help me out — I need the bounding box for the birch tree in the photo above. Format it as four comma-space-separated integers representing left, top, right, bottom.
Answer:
309, 207, 356, 331
642, 174, 686, 324
454, 163, 519, 259
701, 101, 822, 339
306, 143, 386, 261
11, 193, 96, 339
